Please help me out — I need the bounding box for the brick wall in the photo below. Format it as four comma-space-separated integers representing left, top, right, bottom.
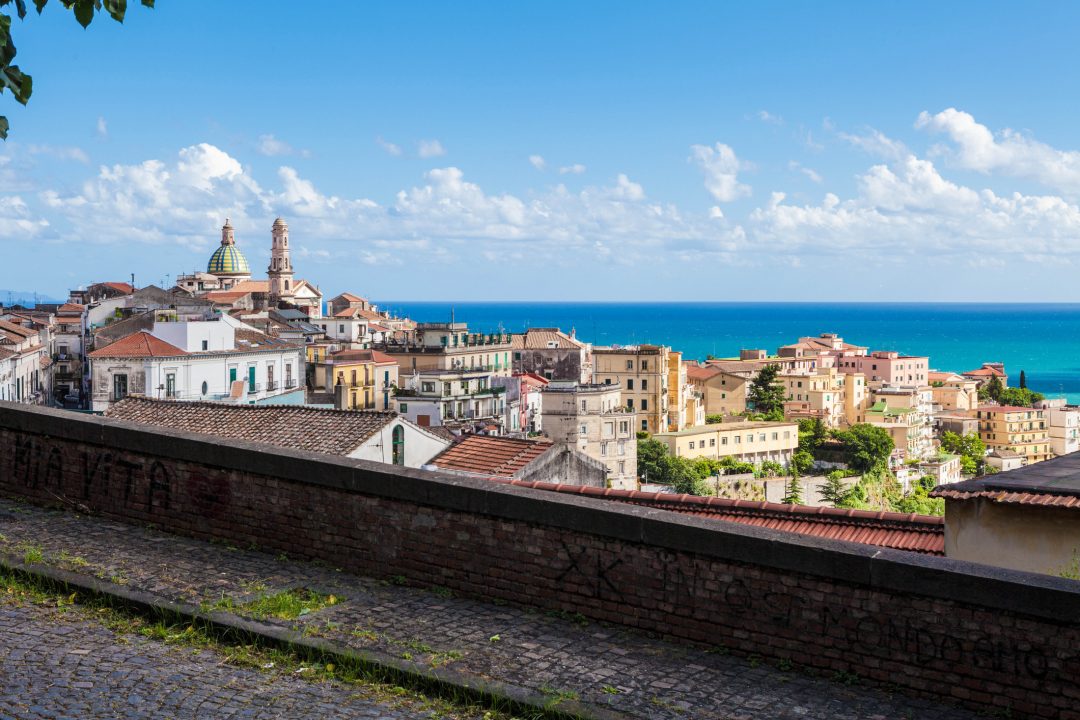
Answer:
1, 402, 1078, 718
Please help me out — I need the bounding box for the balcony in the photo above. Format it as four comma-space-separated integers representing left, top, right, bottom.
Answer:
285, 379, 297, 389
267, 380, 278, 391
247, 382, 262, 395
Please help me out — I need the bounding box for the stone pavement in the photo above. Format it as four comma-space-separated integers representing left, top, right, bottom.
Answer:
0, 596, 491, 719
0, 498, 983, 720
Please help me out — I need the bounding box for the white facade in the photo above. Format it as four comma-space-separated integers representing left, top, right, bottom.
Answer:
541, 381, 637, 489
1049, 407, 1080, 456
348, 419, 451, 468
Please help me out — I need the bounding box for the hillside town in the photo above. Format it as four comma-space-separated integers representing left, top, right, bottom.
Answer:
2, 218, 1072, 522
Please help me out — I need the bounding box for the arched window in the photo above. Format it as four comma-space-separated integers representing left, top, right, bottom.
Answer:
201, 381, 208, 396
392, 425, 405, 465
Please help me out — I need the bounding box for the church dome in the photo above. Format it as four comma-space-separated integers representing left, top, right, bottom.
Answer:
207, 244, 251, 276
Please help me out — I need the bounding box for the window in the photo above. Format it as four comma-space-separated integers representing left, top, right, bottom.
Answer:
722, 437, 728, 445
772, 432, 778, 440
710, 438, 716, 447
619, 461, 626, 474
626, 399, 634, 410
604, 378, 611, 384
619, 421, 629, 434
759, 433, 766, 442
514, 352, 521, 360
641, 399, 648, 411
580, 424, 587, 435
201, 381, 208, 396
581, 400, 587, 411
626, 379, 634, 391
339, 324, 345, 333
351, 370, 357, 386
165, 373, 176, 398
601, 443, 608, 456
689, 441, 695, 450
618, 440, 626, 455
392, 425, 405, 465
641, 420, 648, 431
113, 374, 128, 401
422, 381, 435, 393
202, 340, 208, 351
641, 360, 648, 370
641, 379, 648, 391
626, 360, 633, 370
400, 402, 408, 413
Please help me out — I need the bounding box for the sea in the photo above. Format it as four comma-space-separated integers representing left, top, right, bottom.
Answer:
377, 302, 1080, 404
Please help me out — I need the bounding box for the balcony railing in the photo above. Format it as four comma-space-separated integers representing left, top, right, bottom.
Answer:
267, 380, 278, 391
285, 379, 297, 389
247, 382, 262, 395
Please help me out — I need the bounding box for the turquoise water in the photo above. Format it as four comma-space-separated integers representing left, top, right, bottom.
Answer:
378, 302, 1080, 403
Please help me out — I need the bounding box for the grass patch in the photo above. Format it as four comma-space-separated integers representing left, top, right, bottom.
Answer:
0, 566, 550, 720
205, 587, 340, 621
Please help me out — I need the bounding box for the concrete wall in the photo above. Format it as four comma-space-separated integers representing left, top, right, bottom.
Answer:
518, 446, 607, 488
945, 498, 1080, 576
1, 401, 1079, 719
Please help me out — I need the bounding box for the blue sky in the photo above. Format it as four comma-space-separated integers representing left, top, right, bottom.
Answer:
6, 1, 1080, 301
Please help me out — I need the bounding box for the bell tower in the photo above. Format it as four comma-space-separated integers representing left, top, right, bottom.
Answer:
268, 217, 295, 303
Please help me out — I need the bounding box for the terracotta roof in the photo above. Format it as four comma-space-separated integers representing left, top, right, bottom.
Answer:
512, 328, 584, 350
685, 364, 721, 381
57, 303, 85, 315
337, 292, 364, 302
705, 360, 762, 374
964, 367, 1006, 377
497, 481, 944, 554
101, 282, 135, 294
230, 280, 270, 293
89, 331, 189, 358
429, 436, 554, 477
233, 329, 298, 350
329, 348, 397, 365
0, 347, 13, 360
105, 397, 400, 456
0, 318, 36, 339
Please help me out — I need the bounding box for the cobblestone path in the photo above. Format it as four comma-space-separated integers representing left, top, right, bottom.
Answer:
0, 598, 495, 719
0, 499, 982, 720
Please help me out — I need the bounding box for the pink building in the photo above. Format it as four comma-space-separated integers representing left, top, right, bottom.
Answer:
834, 351, 929, 385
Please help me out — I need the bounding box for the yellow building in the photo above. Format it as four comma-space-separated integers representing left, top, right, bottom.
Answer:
653, 420, 799, 466
779, 367, 867, 428
975, 405, 1051, 465
686, 363, 750, 417
325, 349, 399, 411
593, 344, 670, 434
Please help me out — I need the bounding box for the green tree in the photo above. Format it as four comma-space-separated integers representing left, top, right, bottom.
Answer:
818, 470, 850, 506
797, 417, 828, 454
940, 431, 986, 475
983, 375, 1004, 403
781, 470, 802, 505
791, 449, 814, 475
1019, 370, 1027, 390
0, 0, 155, 139
997, 386, 1044, 408
637, 438, 668, 483
833, 423, 894, 473
667, 456, 709, 495
748, 364, 786, 419
705, 414, 724, 424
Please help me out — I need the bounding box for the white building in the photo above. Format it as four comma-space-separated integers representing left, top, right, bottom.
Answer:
0, 317, 51, 404
392, 367, 506, 434
540, 381, 637, 490
88, 315, 305, 413
1048, 406, 1080, 456
106, 396, 450, 469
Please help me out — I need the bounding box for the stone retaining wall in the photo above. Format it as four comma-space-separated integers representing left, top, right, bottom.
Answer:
1, 403, 1078, 719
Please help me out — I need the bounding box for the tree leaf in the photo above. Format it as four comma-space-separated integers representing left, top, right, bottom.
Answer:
14, 0, 27, 19
73, 0, 93, 27
0, 115, 8, 140
140, 0, 152, 7
33, 0, 47, 14
102, 0, 124, 22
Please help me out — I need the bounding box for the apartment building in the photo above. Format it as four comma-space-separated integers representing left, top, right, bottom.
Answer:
928, 371, 980, 412
593, 344, 670, 434
376, 322, 513, 378
511, 327, 591, 383
392, 367, 506, 434
540, 381, 637, 489
779, 367, 868, 428
974, 405, 1051, 465
687, 362, 752, 416
871, 385, 934, 460
323, 348, 399, 411
1048, 405, 1080, 456
653, 420, 799, 466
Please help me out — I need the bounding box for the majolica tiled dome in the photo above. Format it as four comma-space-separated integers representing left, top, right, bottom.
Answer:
207, 218, 251, 277
207, 243, 251, 275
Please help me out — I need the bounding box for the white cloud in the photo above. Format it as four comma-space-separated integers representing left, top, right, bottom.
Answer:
610, 173, 645, 201
529, 154, 546, 171
689, 142, 751, 202
757, 110, 783, 125
257, 134, 310, 158
96, 117, 108, 139
788, 161, 822, 184
751, 150, 1080, 259
916, 108, 1080, 197
417, 139, 446, 158
376, 136, 403, 156
838, 128, 908, 160
558, 163, 586, 175
26, 144, 90, 164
